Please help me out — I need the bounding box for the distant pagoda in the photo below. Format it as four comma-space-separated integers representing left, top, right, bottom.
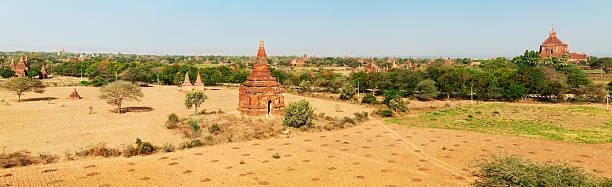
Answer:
181, 71, 193, 92
238, 40, 285, 117
193, 72, 205, 91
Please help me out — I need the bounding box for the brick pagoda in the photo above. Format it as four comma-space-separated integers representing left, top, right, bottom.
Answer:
238, 40, 285, 117
10, 56, 29, 77
539, 25, 588, 63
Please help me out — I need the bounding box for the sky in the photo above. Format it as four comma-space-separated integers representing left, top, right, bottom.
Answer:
1, 0, 611, 58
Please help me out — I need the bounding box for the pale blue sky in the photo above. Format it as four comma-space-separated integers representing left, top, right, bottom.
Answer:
1, 0, 610, 57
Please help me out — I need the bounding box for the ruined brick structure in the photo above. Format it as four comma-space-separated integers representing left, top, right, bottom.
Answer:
69, 88, 81, 99
238, 40, 285, 117
539, 25, 588, 63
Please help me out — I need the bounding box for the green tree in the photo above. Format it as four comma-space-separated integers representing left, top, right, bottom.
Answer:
299, 80, 312, 93
185, 90, 207, 115
99, 81, 144, 114
339, 83, 356, 100
0, 68, 14, 78
588, 57, 612, 73
0, 77, 45, 101
283, 99, 314, 128
416, 79, 439, 98
504, 83, 527, 101
511, 50, 541, 66
120, 66, 150, 84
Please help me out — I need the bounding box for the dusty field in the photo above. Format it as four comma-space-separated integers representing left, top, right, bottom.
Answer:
1, 120, 611, 186
0, 86, 373, 155
2, 84, 612, 186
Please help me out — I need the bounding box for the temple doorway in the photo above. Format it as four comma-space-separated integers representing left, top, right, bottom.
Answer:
267, 100, 272, 117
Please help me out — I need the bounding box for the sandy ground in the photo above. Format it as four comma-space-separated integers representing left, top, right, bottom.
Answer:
1, 119, 611, 186
1, 85, 612, 186
0, 86, 374, 155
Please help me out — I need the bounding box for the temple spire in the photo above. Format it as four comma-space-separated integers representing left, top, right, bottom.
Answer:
257, 40, 266, 58
550, 24, 556, 37
183, 71, 191, 83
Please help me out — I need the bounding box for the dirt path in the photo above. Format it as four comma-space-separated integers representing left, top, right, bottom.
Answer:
2, 119, 610, 186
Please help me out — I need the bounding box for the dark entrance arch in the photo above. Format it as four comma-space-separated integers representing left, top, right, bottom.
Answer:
267, 100, 272, 115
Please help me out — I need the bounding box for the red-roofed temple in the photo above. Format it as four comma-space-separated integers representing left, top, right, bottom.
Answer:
238, 41, 285, 117
539, 25, 588, 63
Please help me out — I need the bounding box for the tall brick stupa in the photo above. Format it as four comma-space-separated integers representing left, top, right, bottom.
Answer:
238, 40, 285, 117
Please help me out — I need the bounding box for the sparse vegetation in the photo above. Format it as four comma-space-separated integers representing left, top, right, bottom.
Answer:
179, 139, 203, 149
472, 154, 611, 186
76, 143, 122, 158
208, 124, 221, 134
165, 113, 180, 129
272, 153, 281, 159
1, 150, 37, 168
39, 153, 59, 164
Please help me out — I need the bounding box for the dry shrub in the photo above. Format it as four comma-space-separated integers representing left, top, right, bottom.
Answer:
39, 153, 59, 164
76, 143, 122, 158
1, 150, 37, 168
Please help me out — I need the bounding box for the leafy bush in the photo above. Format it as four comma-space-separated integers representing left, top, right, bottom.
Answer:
283, 99, 314, 128
388, 96, 407, 112
272, 153, 281, 159
343, 117, 356, 125
89, 76, 108, 87
80, 80, 91, 86
380, 109, 393, 117
339, 83, 356, 100
383, 89, 403, 105
165, 113, 180, 129
135, 138, 155, 155
472, 154, 611, 186
361, 93, 378, 104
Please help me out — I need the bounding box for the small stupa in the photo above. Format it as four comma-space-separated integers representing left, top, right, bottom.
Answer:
40, 65, 48, 79
69, 88, 81, 99
193, 72, 205, 91
181, 71, 193, 92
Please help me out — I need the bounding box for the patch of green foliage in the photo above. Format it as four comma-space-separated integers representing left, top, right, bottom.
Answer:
472, 154, 612, 186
